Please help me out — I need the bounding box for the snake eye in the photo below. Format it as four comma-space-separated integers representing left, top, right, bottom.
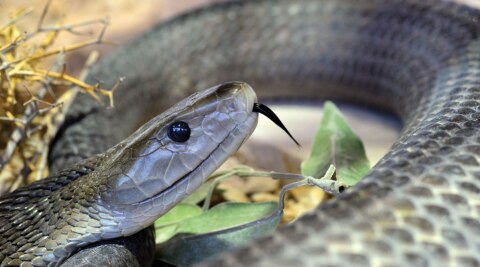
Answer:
168, 121, 191, 142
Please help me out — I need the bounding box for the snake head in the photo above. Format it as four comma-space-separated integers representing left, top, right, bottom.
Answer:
99, 82, 258, 234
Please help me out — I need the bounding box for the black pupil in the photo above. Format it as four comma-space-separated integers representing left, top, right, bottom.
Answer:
168, 121, 191, 142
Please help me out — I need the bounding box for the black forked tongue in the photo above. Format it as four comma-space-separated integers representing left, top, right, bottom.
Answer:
253, 103, 301, 147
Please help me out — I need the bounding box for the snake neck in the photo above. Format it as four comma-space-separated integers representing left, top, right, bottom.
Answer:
0, 161, 114, 266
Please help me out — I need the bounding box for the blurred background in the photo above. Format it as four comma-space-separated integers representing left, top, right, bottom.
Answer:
0, 0, 402, 161
1, 0, 478, 79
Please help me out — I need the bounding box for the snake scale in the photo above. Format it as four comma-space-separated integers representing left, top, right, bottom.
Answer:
1, 0, 480, 266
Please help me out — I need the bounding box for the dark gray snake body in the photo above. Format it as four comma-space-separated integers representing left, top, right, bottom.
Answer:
1, 0, 480, 266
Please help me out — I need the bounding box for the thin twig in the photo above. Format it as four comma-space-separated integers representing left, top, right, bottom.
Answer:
0, 56, 64, 177
203, 164, 346, 213
0, 116, 25, 125
39, 18, 108, 35
34, 51, 101, 181
0, 0, 115, 192
278, 180, 309, 211
27, 38, 116, 62
0, 7, 34, 31
36, 0, 52, 31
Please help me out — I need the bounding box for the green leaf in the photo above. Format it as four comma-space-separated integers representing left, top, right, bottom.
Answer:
154, 203, 203, 228
156, 202, 281, 266
175, 202, 278, 234
154, 203, 202, 243
301, 101, 370, 186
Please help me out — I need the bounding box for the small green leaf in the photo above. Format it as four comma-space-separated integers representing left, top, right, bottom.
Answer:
154, 203, 202, 243
301, 101, 370, 186
154, 203, 203, 228
175, 202, 278, 234
154, 224, 179, 244
156, 202, 281, 266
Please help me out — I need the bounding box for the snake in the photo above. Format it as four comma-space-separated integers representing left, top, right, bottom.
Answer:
1, 0, 480, 266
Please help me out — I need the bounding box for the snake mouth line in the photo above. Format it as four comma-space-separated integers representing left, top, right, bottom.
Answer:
132, 117, 252, 207
142, 103, 297, 206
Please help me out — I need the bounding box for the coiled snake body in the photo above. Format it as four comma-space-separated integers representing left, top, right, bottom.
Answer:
2, 0, 480, 266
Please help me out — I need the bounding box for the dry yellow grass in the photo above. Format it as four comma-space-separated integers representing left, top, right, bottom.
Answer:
0, 1, 118, 194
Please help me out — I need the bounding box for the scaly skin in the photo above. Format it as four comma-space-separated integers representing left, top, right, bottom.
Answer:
3, 0, 480, 266
0, 83, 258, 266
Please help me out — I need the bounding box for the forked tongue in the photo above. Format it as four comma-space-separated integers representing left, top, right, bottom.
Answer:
252, 103, 300, 147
